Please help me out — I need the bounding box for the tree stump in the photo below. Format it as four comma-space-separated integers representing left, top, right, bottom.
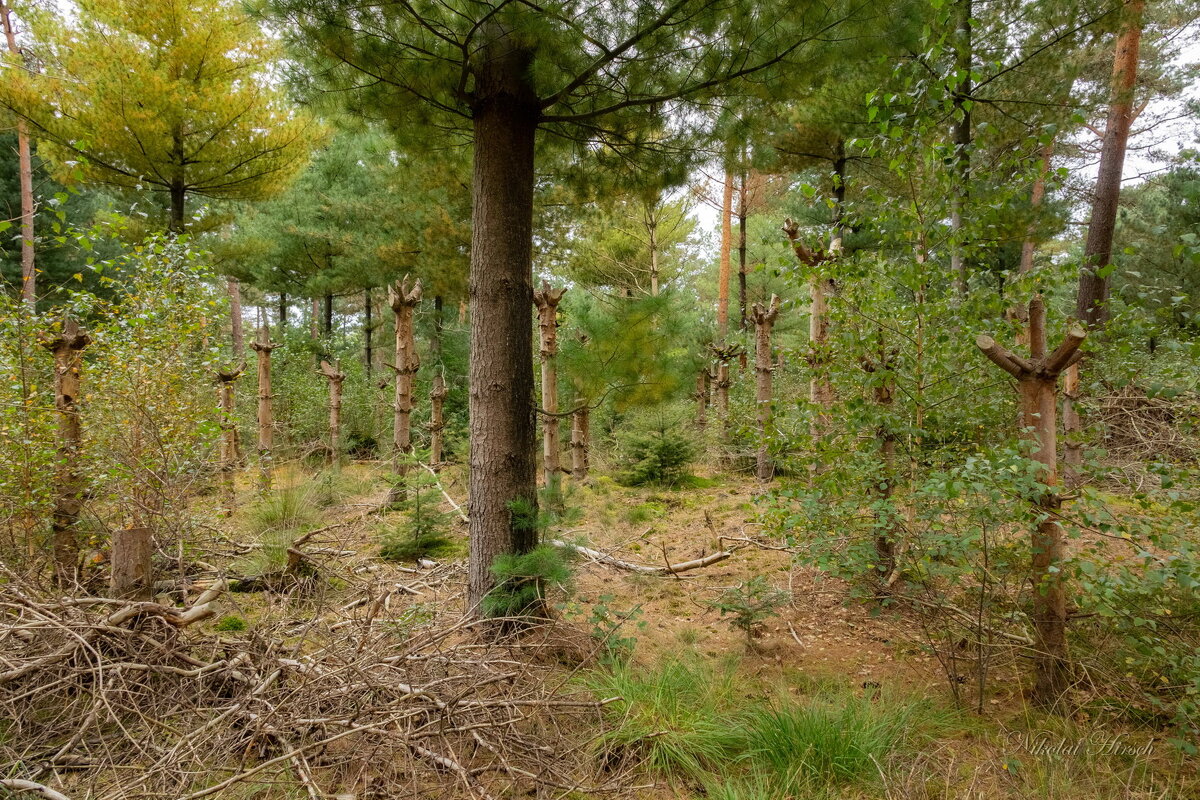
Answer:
110, 527, 153, 600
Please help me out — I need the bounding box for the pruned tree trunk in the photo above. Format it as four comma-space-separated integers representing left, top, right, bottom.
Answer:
3, 2, 34, 307
250, 326, 278, 493
216, 363, 245, 515
694, 369, 709, 429
717, 170, 734, 336
466, 27, 540, 613
751, 295, 781, 482
976, 295, 1086, 704
318, 360, 346, 469
430, 372, 447, 469
571, 401, 590, 482
110, 527, 153, 600
709, 343, 741, 470
41, 318, 90, 585
388, 277, 422, 503
533, 282, 567, 487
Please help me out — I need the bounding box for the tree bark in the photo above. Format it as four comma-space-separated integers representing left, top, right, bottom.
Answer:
388, 277, 422, 502
694, 369, 709, 429
250, 326, 278, 492
364, 287, 374, 376
432, 294, 444, 360
863, 330, 898, 582
168, 180, 186, 234
533, 282, 567, 488
1, 3, 34, 307
976, 295, 1085, 704
717, 171, 734, 336
571, 401, 590, 482
466, 29, 540, 613
110, 527, 153, 600
323, 292, 334, 338
949, 0, 972, 298
737, 169, 748, 330
41, 318, 90, 585
278, 293, 288, 330
430, 372, 447, 469
318, 360, 345, 469
751, 295, 781, 482
1077, 0, 1144, 329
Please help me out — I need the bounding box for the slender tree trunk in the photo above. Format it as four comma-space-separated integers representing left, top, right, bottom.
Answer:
466, 30, 540, 613
228, 279, 244, 355
534, 283, 567, 487
977, 295, 1085, 704
1013, 144, 1054, 344
571, 401, 590, 482
949, 0, 972, 298
694, 369, 709, 429
251, 326, 277, 492
717, 171, 734, 335
318, 360, 345, 469
323, 292, 334, 338
278, 293, 288, 330
751, 296, 781, 482
216, 365, 243, 514
388, 278, 422, 502
364, 287, 374, 376
310, 297, 319, 340
737, 169, 748, 330
432, 295, 444, 360
41, 319, 90, 585
864, 330, 898, 581
430, 372, 447, 469
1, 4, 34, 306
109, 527, 153, 600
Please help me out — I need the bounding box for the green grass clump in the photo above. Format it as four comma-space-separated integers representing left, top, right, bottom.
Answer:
245, 487, 320, 536
214, 614, 248, 632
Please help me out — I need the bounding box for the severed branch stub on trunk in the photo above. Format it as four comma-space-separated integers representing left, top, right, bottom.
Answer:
975, 294, 1085, 705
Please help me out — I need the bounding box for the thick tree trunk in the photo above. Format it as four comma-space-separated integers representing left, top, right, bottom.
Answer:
466, 33, 540, 613
717, 171, 734, 336
250, 326, 278, 492
318, 360, 345, 469
1, 4, 34, 306
364, 287, 374, 376
388, 278, 422, 502
1077, 0, 1143, 329
109, 527, 153, 600
430, 372, 447, 469
949, 0, 972, 298
41, 319, 90, 585
976, 295, 1085, 704
216, 365, 244, 515
534, 283, 567, 487
751, 296, 781, 482
571, 401, 590, 482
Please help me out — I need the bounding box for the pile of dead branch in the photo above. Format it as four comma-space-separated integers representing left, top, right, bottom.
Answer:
1097, 383, 1198, 475
0, 574, 619, 800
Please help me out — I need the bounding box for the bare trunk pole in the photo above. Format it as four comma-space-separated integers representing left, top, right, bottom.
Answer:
318, 360, 345, 470
694, 369, 709, 429
717, 171, 734, 336
2, 3, 35, 306
250, 326, 278, 493
216, 364, 244, 515
388, 278, 422, 502
110, 527, 153, 600
737, 169, 748, 330
533, 282, 567, 487
949, 0, 972, 299
430, 372, 447, 469
751, 295, 781, 482
571, 401, 590, 482
709, 344, 740, 469
41, 318, 90, 585
976, 295, 1086, 704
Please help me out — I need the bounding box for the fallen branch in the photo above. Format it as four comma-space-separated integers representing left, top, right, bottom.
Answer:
0, 779, 73, 800
419, 463, 469, 524
550, 540, 731, 575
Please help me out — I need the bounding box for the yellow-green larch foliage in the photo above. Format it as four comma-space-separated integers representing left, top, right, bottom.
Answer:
0, 0, 322, 230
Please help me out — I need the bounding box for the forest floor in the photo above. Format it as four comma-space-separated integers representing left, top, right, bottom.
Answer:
200, 459, 1197, 800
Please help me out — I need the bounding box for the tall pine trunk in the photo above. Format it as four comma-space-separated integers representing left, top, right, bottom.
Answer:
751, 296, 781, 481
534, 283, 567, 487
717, 171, 734, 336
737, 169, 748, 330
466, 28, 540, 613
42, 318, 90, 584
250, 325, 278, 492
388, 278, 422, 502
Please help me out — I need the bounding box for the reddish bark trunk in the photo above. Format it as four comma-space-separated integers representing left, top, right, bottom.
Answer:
717, 171, 734, 335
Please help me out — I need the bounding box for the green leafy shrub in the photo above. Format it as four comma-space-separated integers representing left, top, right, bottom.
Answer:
481, 544, 572, 618
710, 577, 790, 645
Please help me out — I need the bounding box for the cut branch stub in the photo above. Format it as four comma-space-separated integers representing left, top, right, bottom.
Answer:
781, 218, 828, 267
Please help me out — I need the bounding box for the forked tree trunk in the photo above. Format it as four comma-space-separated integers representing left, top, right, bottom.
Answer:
751, 295, 781, 482
250, 326, 278, 492
110, 527, 153, 600
571, 401, 590, 482
717, 171, 734, 336
466, 27, 540, 613
318, 360, 346, 469
388, 278, 422, 502
3, 2, 34, 306
533, 282, 567, 487
216, 364, 244, 515
430, 372, 448, 469
977, 295, 1086, 704
41, 318, 90, 584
